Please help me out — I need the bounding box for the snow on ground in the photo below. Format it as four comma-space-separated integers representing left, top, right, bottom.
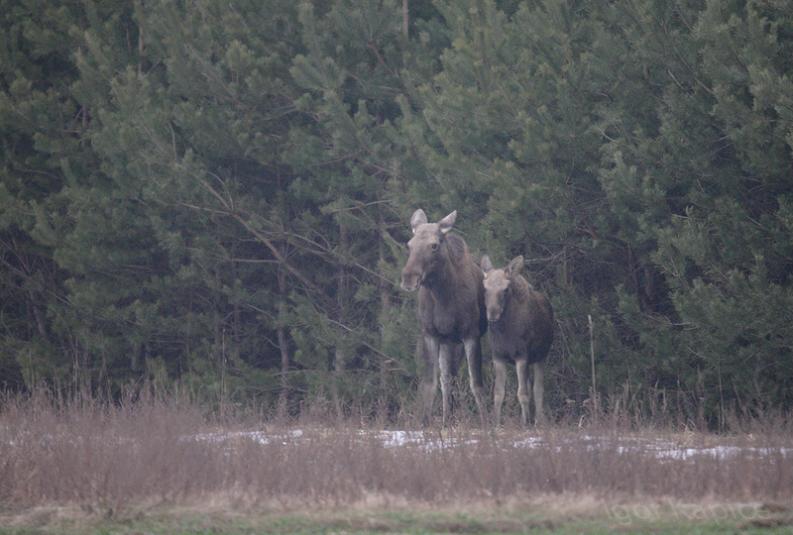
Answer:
3, 425, 791, 460
187, 428, 793, 460
189, 428, 303, 446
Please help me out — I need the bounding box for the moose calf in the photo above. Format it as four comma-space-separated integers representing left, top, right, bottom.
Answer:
481, 255, 553, 426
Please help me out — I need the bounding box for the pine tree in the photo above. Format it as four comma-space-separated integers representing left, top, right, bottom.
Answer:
0, 0, 102, 388
66, 0, 310, 403
288, 0, 445, 415
2, 0, 792, 423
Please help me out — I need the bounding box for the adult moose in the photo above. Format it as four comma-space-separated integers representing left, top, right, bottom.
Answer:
481, 255, 553, 427
401, 209, 487, 427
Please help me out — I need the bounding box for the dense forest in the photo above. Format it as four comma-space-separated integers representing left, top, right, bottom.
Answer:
2, 0, 792, 426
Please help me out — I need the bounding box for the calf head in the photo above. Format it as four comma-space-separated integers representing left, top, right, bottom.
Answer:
481, 255, 524, 322
400, 209, 456, 291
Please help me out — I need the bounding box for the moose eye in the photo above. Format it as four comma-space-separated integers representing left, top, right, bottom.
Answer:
431, 243, 439, 251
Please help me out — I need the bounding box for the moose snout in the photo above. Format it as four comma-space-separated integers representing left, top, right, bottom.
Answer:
486, 307, 502, 323
400, 270, 421, 292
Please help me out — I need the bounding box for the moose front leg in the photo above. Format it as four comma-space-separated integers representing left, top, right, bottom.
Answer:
423, 336, 443, 425
493, 357, 508, 427
516, 358, 531, 427
463, 337, 486, 426
417, 337, 438, 426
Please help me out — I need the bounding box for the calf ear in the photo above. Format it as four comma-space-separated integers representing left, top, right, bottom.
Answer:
410, 209, 427, 234
481, 255, 493, 273
506, 255, 524, 277
438, 210, 457, 234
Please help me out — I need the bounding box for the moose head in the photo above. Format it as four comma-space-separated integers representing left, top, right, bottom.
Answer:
481, 255, 524, 322
400, 209, 457, 292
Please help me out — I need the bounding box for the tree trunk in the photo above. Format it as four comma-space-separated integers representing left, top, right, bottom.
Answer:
402, 0, 409, 37
332, 220, 348, 419
276, 265, 291, 415
377, 211, 391, 418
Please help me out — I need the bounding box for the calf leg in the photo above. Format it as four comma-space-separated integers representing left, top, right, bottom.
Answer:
493, 357, 508, 427
532, 361, 545, 426
463, 337, 486, 426
516, 359, 531, 427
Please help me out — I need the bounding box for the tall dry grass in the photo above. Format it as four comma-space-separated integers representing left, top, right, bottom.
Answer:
1, 386, 791, 515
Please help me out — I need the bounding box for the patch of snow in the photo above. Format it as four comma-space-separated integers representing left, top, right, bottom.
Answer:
57, 427, 788, 461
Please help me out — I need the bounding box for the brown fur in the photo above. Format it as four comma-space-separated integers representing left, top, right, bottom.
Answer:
482, 255, 553, 426
401, 209, 487, 426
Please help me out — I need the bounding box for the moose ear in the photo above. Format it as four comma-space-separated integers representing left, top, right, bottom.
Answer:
438, 210, 457, 234
410, 209, 427, 234
506, 255, 524, 277
481, 255, 493, 273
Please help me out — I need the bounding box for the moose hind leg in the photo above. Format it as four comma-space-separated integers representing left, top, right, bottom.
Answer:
463, 337, 486, 426
532, 361, 545, 426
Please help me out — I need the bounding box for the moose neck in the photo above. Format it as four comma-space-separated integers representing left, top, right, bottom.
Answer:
510, 275, 530, 300
423, 246, 462, 303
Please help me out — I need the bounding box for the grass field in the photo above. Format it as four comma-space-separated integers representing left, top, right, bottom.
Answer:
1, 390, 792, 534
2, 499, 793, 534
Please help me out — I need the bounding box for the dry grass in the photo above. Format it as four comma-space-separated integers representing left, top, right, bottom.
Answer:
1, 387, 792, 521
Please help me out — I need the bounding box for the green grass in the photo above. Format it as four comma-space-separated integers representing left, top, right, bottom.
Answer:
2, 502, 792, 535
